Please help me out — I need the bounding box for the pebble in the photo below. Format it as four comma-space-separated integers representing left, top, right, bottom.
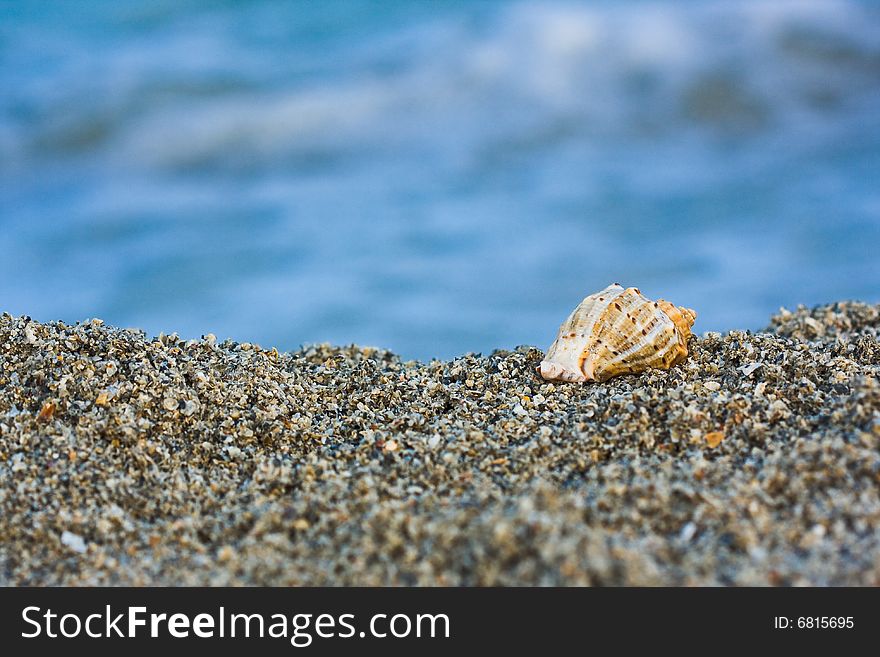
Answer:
60, 530, 87, 554
739, 362, 762, 376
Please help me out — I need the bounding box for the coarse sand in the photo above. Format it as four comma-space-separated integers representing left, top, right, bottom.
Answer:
1, 302, 878, 585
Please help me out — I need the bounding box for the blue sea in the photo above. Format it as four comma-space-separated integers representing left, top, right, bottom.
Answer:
1, 0, 878, 360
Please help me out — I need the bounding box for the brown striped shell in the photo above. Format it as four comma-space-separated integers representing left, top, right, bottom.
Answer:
539, 283, 697, 383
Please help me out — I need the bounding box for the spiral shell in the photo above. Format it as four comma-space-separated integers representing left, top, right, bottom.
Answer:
539, 283, 697, 383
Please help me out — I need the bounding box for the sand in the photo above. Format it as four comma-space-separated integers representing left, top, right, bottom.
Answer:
0, 302, 878, 585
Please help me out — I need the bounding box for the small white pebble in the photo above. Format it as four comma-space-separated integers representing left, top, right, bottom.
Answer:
61, 530, 87, 554
739, 362, 762, 376
24, 324, 38, 344
679, 522, 697, 542
769, 399, 791, 420
748, 546, 768, 562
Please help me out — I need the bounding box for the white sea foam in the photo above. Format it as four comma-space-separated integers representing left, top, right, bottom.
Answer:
4, 0, 874, 169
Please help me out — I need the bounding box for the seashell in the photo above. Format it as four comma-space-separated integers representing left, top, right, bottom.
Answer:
539, 283, 697, 383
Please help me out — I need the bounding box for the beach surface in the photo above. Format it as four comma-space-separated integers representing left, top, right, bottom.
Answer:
1, 302, 878, 585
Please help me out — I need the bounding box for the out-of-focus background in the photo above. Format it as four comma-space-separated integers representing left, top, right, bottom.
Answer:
1, 1, 878, 360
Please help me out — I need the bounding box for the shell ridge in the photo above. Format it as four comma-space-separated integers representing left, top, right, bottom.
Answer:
539, 283, 626, 381
589, 290, 655, 378
594, 289, 661, 355
587, 294, 635, 376
623, 333, 680, 368
600, 315, 674, 372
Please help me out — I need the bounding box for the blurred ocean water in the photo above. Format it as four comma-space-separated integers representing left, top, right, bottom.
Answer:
1, 0, 878, 360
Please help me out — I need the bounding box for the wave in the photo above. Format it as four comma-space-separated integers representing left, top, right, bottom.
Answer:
2, 0, 878, 174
